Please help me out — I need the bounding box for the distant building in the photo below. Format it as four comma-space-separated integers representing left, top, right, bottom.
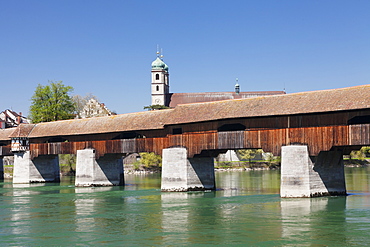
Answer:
79, 98, 116, 118
0, 109, 29, 129
150, 52, 286, 107
151, 53, 170, 106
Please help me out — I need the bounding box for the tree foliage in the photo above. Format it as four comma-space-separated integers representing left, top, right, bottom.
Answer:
138, 152, 162, 168
143, 104, 170, 111
350, 146, 370, 161
59, 154, 76, 173
29, 81, 75, 123
237, 149, 263, 163
361, 146, 370, 157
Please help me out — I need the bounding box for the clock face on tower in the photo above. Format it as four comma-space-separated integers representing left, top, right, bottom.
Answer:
155, 99, 161, 104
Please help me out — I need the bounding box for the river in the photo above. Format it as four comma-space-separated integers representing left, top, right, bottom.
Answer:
1, 167, 370, 246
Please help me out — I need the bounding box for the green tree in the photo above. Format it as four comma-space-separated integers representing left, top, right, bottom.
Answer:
237, 149, 263, 164
59, 154, 76, 173
29, 81, 75, 123
361, 146, 370, 157
350, 146, 370, 161
143, 104, 170, 111
138, 152, 162, 168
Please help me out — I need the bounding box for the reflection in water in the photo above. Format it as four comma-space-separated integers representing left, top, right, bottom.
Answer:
74, 187, 115, 240
216, 170, 280, 196
161, 193, 192, 244
346, 167, 370, 192
160, 192, 216, 245
160, 191, 283, 245
281, 197, 347, 245
10, 185, 37, 236
1, 169, 370, 245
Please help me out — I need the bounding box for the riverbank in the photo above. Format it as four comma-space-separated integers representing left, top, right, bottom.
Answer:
2, 159, 369, 178
343, 159, 370, 167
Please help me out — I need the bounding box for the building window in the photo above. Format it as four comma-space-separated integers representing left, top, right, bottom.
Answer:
156, 74, 159, 80
156, 85, 159, 91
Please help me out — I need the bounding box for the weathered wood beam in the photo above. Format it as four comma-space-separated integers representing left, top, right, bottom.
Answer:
26, 124, 370, 159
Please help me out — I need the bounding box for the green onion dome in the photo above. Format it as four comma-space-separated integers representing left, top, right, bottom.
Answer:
151, 57, 166, 70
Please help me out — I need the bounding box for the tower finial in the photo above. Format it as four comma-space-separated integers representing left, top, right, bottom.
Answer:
156, 44, 160, 57
160, 48, 164, 59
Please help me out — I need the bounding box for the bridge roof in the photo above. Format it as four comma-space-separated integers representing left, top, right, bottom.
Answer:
4, 84, 370, 139
0, 128, 15, 141
169, 84, 370, 124
168, 91, 286, 107
23, 109, 172, 138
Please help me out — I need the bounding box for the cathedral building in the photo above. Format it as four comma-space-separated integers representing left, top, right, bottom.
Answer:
151, 52, 286, 108
151, 53, 170, 106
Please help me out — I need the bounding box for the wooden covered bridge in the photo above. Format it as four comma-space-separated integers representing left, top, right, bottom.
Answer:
1, 84, 369, 197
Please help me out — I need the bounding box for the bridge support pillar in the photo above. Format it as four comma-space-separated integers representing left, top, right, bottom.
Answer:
161, 147, 215, 192
0, 157, 4, 180
75, 149, 124, 187
13, 151, 60, 184
280, 145, 346, 198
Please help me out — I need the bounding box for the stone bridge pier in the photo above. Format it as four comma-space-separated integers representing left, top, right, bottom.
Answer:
13, 151, 60, 183
162, 145, 347, 197
75, 149, 124, 187
280, 145, 346, 198
0, 157, 4, 180
161, 147, 215, 192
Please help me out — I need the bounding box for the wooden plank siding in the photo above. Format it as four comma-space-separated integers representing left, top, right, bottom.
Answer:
27, 124, 370, 158
350, 124, 370, 146
218, 131, 244, 149
30, 139, 136, 159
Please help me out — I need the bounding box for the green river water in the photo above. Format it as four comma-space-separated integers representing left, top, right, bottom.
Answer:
1, 167, 370, 246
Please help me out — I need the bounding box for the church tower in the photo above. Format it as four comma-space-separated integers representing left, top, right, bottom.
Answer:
151, 51, 169, 106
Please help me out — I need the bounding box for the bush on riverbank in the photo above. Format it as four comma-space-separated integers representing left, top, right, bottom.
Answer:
59, 154, 76, 175
343, 158, 370, 167
214, 160, 280, 170
132, 152, 162, 172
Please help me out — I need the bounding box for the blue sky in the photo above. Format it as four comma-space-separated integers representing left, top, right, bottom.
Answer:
1, 0, 369, 116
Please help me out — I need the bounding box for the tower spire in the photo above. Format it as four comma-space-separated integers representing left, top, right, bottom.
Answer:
156, 44, 160, 57
235, 78, 240, 94
151, 47, 170, 107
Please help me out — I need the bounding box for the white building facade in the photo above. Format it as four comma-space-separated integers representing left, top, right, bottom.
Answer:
151, 54, 170, 106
